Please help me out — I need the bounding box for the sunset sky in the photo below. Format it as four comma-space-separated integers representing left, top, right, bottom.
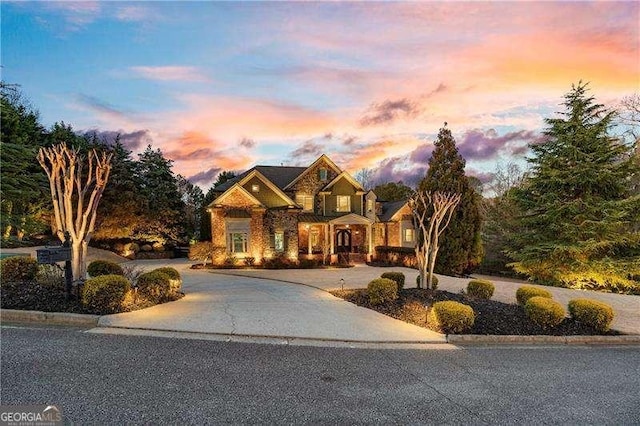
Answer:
2, 1, 638, 189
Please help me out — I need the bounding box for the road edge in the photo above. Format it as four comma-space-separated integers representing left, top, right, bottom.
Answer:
1, 309, 100, 327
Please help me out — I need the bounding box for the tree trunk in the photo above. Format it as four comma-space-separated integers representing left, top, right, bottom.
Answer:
71, 241, 87, 282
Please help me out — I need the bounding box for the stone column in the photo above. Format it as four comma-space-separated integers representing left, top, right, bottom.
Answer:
329, 223, 334, 254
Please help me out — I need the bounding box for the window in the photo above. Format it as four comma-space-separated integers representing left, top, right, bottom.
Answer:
336, 195, 351, 212
319, 168, 328, 181
366, 199, 374, 212
310, 229, 320, 247
274, 231, 284, 252
230, 233, 248, 253
251, 184, 260, 193
404, 228, 415, 242
295, 194, 314, 212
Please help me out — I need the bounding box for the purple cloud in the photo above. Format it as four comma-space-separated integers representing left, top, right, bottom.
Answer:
83, 128, 152, 150
287, 139, 324, 165
239, 137, 256, 148
188, 167, 222, 185
165, 148, 213, 162
458, 128, 543, 160
359, 98, 421, 127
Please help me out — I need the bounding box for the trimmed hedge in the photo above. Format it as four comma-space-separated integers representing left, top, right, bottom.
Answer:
87, 260, 124, 277
136, 270, 172, 303
367, 278, 398, 305
82, 274, 131, 314
428, 301, 475, 334
524, 296, 565, 329
416, 274, 438, 288
568, 299, 615, 332
381, 272, 405, 291
0, 256, 39, 284
467, 279, 495, 300
153, 267, 182, 294
516, 285, 552, 306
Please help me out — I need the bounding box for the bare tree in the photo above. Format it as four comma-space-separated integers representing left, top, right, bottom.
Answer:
354, 168, 374, 190
38, 144, 113, 281
409, 191, 461, 289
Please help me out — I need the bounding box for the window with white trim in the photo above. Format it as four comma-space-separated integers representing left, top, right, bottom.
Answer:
336, 195, 351, 212
404, 228, 415, 243
295, 194, 314, 212
230, 233, 248, 253
274, 231, 284, 252
310, 228, 320, 247
319, 168, 328, 181
366, 199, 374, 212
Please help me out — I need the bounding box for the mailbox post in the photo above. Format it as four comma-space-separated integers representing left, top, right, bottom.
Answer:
36, 232, 73, 300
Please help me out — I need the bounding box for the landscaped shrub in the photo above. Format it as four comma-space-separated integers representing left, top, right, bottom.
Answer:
299, 258, 318, 269
223, 255, 237, 267
243, 257, 256, 266
568, 299, 615, 332
427, 301, 475, 334
153, 267, 182, 294
87, 260, 124, 277
516, 285, 552, 306
0, 256, 38, 284
35, 264, 65, 288
381, 272, 405, 291
467, 279, 495, 300
416, 274, 438, 288
81, 274, 131, 314
524, 296, 565, 328
136, 270, 172, 303
263, 255, 294, 269
367, 278, 398, 305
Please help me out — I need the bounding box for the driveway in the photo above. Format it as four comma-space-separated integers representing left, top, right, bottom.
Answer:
99, 260, 444, 343
218, 265, 640, 335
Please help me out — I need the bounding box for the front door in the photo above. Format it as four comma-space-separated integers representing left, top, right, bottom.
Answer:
335, 229, 352, 253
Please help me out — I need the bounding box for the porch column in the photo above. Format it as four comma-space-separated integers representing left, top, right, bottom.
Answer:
308, 225, 312, 255
329, 223, 334, 254
324, 224, 329, 256
368, 223, 373, 255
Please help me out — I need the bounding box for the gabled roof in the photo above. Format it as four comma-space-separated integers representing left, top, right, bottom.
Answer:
236, 169, 298, 206
210, 184, 264, 208
321, 171, 365, 192
378, 200, 408, 222
283, 154, 342, 190
214, 166, 307, 193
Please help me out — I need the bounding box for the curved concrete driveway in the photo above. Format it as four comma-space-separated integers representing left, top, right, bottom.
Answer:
99, 261, 444, 343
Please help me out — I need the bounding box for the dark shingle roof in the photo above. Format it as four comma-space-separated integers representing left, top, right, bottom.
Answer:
213, 166, 307, 193
378, 200, 408, 222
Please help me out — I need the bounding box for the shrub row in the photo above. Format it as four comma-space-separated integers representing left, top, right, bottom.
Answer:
516, 285, 615, 331
428, 301, 475, 334
87, 260, 124, 277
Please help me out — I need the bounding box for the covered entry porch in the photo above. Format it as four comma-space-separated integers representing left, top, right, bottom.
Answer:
298, 213, 374, 263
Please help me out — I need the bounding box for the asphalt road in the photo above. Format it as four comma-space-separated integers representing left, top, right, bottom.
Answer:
1, 325, 639, 425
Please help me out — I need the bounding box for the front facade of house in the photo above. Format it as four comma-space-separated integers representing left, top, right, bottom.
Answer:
207, 155, 415, 265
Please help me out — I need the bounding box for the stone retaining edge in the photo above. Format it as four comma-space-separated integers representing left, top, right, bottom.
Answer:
1, 309, 100, 327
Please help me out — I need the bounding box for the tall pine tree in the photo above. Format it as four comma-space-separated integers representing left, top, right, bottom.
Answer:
419, 124, 483, 275
508, 83, 640, 293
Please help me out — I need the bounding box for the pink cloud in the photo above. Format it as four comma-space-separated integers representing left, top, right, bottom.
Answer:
130, 66, 210, 82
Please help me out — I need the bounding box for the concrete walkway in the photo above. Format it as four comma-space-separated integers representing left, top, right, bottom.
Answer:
99, 260, 445, 343
217, 265, 640, 335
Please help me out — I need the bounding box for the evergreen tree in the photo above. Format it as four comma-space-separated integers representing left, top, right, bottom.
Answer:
419, 124, 484, 275
0, 85, 49, 241
135, 145, 185, 242
372, 181, 414, 201
177, 175, 204, 242
508, 83, 640, 293
199, 171, 237, 241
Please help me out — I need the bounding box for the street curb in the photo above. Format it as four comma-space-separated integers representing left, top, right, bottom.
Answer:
0, 309, 100, 327
447, 334, 640, 345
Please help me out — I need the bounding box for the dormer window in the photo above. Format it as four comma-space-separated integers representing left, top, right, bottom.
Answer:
251, 184, 260, 193
367, 199, 374, 213
319, 168, 328, 181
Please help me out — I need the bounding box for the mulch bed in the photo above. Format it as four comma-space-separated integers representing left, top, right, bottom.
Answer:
330, 288, 620, 336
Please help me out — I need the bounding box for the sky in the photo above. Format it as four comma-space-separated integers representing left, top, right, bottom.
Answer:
2, 1, 639, 190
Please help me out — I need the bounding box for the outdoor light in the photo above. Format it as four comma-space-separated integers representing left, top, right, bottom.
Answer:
340, 278, 345, 290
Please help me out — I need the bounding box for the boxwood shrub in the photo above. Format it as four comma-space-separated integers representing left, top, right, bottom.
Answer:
0, 256, 39, 284
516, 285, 552, 306
152, 267, 182, 294
87, 260, 124, 277
467, 279, 495, 300
568, 299, 615, 332
428, 301, 475, 334
524, 296, 565, 328
82, 274, 131, 314
136, 270, 172, 303
367, 278, 398, 305
381, 272, 405, 291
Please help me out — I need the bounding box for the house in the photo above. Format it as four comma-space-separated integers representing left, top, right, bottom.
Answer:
207, 154, 415, 265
